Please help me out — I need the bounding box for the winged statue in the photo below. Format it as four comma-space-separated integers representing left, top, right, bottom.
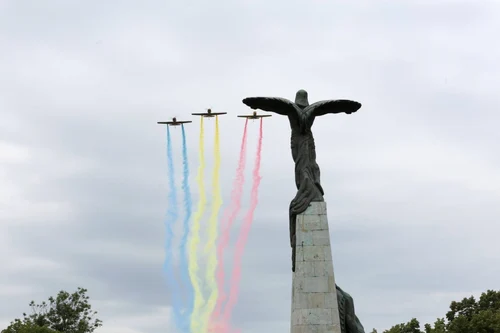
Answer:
242, 89, 362, 272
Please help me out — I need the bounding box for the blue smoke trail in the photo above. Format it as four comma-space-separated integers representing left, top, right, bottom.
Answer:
179, 124, 194, 332
164, 126, 183, 330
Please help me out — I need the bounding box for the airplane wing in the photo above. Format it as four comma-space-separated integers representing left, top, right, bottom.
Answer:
157, 121, 192, 124
192, 112, 227, 116
237, 114, 272, 118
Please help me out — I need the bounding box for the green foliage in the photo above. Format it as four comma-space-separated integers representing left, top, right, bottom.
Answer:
424, 318, 446, 333
2, 287, 102, 333
380, 290, 500, 333
446, 290, 500, 333
383, 318, 421, 333
1, 319, 58, 333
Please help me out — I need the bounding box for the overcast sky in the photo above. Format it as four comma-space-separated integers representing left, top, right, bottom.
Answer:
1, 1, 500, 332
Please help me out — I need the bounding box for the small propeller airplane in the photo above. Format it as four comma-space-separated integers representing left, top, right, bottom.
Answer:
191, 108, 227, 118
237, 111, 272, 119
157, 117, 192, 126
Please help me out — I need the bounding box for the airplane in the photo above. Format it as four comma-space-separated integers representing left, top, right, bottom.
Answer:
191, 108, 227, 118
237, 111, 272, 119
157, 117, 192, 126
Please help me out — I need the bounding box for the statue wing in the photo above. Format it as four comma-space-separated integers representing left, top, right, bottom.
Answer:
305, 99, 362, 117
242, 97, 298, 115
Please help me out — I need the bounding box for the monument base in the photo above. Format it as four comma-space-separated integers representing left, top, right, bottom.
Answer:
291, 202, 341, 333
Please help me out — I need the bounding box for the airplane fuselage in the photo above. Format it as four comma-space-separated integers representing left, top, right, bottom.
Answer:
157, 117, 192, 126
237, 111, 272, 119
192, 108, 227, 118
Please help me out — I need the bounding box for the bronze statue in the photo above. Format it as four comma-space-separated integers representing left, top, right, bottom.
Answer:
337, 284, 365, 333
242, 89, 362, 271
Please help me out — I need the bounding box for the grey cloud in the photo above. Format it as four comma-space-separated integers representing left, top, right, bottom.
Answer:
2, 0, 500, 332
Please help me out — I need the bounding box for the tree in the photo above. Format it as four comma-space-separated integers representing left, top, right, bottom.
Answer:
2, 287, 102, 333
383, 318, 422, 333
424, 318, 446, 333
2, 319, 58, 333
371, 329, 378, 333
378, 290, 500, 333
446, 290, 500, 333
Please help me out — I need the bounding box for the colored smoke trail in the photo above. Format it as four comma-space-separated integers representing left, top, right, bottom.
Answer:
189, 118, 207, 333
164, 126, 183, 329
223, 119, 264, 329
202, 116, 223, 332
179, 124, 194, 332
210, 119, 249, 331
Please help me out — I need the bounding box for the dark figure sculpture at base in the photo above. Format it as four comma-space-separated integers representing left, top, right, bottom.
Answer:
242, 89, 362, 271
336, 284, 365, 333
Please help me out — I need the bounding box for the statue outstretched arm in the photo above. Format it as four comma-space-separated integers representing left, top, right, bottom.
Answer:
242, 97, 298, 116
305, 99, 362, 117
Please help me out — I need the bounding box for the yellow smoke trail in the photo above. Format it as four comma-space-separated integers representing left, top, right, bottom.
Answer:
201, 116, 223, 332
189, 117, 206, 333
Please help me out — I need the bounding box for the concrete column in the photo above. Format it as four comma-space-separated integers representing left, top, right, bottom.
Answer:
291, 202, 341, 333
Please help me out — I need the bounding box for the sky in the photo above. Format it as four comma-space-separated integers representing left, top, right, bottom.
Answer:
1, 0, 500, 332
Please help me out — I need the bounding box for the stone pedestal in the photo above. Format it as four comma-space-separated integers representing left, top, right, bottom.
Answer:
291, 202, 341, 333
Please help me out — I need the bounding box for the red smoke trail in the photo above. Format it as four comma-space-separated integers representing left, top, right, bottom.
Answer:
209, 120, 249, 332
222, 119, 263, 331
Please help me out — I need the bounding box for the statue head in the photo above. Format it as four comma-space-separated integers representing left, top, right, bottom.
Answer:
295, 89, 309, 108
